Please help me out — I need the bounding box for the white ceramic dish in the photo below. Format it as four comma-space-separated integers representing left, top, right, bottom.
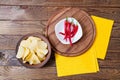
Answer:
55, 17, 83, 44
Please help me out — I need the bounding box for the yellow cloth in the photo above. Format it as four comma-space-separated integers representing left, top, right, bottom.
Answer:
55, 46, 99, 77
91, 16, 114, 59
55, 16, 114, 77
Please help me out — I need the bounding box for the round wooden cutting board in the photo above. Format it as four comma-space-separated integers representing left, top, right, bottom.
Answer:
46, 8, 96, 57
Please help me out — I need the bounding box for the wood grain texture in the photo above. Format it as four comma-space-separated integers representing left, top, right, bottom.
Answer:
0, 0, 120, 7
0, 6, 49, 20
0, 21, 46, 35
0, 50, 120, 68
0, 21, 119, 36
47, 8, 96, 56
0, 32, 119, 51
0, 66, 120, 80
0, 6, 120, 22
0, 0, 120, 79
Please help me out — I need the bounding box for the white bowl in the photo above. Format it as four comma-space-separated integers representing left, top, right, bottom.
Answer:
55, 17, 83, 44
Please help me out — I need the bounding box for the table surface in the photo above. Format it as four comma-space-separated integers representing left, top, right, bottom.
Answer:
0, 0, 120, 80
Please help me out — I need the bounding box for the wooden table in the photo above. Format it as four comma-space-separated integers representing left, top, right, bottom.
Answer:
0, 0, 120, 80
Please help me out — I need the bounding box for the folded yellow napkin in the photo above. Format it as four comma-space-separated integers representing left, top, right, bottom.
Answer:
55, 46, 99, 77
91, 16, 114, 59
55, 16, 114, 77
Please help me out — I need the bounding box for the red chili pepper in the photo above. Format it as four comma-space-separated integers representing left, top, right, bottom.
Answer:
69, 36, 72, 46
66, 21, 72, 46
59, 18, 78, 46
71, 24, 78, 37
64, 17, 69, 41
59, 32, 65, 35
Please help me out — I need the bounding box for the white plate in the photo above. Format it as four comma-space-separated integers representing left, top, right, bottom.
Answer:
55, 17, 83, 44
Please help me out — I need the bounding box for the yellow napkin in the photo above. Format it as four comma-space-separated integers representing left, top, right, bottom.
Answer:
55, 16, 114, 77
55, 46, 99, 77
91, 16, 114, 59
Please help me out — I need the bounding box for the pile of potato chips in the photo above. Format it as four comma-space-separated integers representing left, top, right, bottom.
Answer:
16, 36, 48, 65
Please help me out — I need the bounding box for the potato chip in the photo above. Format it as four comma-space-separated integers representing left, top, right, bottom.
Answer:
29, 50, 40, 65
16, 46, 25, 58
20, 40, 31, 48
25, 51, 33, 62
22, 48, 29, 60
28, 39, 38, 51
27, 36, 41, 42
38, 41, 47, 49
37, 56, 46, 61
16, 36, 48, 65
35, 49, 45, 58
38, 48, 48, 55
32, 53, 41, 64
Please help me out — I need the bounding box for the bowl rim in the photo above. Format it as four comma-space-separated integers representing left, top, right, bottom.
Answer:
16, 33, 51, 68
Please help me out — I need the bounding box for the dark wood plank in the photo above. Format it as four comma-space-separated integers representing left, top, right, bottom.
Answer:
0, 66, 119, 80
0, 21, 47, 35
0, 50, 21, 66
47, 7, 120, 22
0, 35, 21, 50
0, 6, 49, 20
0, 6, 120, 22
108, 38, 120, 52
0, 49, 120, 68
0, 0, 120, 7
111, 22, 120, 38
0, 49, 55, 66
0, 20, 119, 36
0, 0, 119, 79
0, 34, 120, 50
0, 66, 57, 80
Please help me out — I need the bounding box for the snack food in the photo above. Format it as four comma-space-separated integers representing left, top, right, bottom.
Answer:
16, 36, 48, 65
